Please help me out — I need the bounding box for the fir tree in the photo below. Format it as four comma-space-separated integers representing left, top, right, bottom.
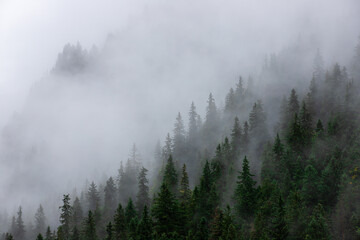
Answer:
36, 234, 44, 240
105, 222, 113, 240
179, 164, 191, 203
59, 194, 71, 240
125, 198, 137, 224
104, 177, 117, 217
163, 155, 178, 195
72, 197, 83, 229
87, 182, 100, 212
45, 226, 52, 240
83, 211, 97, 240
151, 183, 179, 237
234, 156, 257, 219
270, 196, 288, 240
137, 206, 153, 240
173, 112, 186, 160
136, 167, 150, 213
113, 204, 126, 240
305, 204, 330, 240
34, 204, 46, 236
230, 117, 242, 159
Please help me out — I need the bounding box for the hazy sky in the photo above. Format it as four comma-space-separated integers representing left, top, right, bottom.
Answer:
0, 0, 360, 222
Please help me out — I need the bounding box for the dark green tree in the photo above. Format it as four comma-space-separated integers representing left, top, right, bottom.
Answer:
230, 117, 242, 159
270, 196, 288, 240
113, 204, 126, 240
305, 204, 330, 240
136, 167, 150, 213
163, 155, 178, 195
72, 197, 83, 229
234, 156, 257, 219
83, 211, 97, 240
105, 222, 113, 240
179, 164, 191, 204
151, 183, 179, 237
173, 112, 186, 160
59, 195, 71, 240
87, 182, 100, 212
125, 198, 137, 224
137, 206, 152, 240
36, 234, 44, 240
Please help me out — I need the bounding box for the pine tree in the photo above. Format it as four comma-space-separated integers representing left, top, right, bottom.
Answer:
125, 198, 137, 224
45, 226, 52, 240
70, 227, 79, 240
151, 183, 179, 237
36, 234, 44, 240
173, 112, 186, 160
194, 217, 208, 240
34, 204, 46, 236
209, 208, 224, 240
104, 177, 117, 217
179, 164, 191, 203
305, 204, 330, 240
136, 167, 150, 213
270, 196, 288, 240
105, 222, 113, 240
163, 155, 178, 195
203, 93, 219, 151
299, 101, 313, 146
72, 197, 83, 229
5, 233, 14, 240
137, 206, 152, 240
288, 89, 300, 119
234, 156, 257, 219
87, 182, 100, 212
113, 203, 126, 240
230, 117, 242, 159
242, 121, 250, 154
59, 194, 71, 240
162, 133, 173, 165
14, 206, 25, 240
83, 211, 97, 240
302, 164, 320, 207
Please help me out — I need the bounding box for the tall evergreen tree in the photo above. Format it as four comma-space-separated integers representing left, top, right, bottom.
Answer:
34, 204, 46, 236
87, 182, 100, 212
83, 211, 97, 240
136, 167, 150, 213
179, 164, 191, 203
104, 177, 117, 218
59, 194, 71, 240
230, 117, 242, 159
173, 112, 186, 160
113, 204, 126, 240
163, 155, 178, 195
71, 197, 83, 229
125, 198, 137, 224
137, 205, 152, 240
14, 206, 25, 240
234, 156, 257, 219
151, 183, 179, 237
270, 196, 288, 240
105, 222, 113, 240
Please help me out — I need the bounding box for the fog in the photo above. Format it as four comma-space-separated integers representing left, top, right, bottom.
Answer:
0, 0, 360, 229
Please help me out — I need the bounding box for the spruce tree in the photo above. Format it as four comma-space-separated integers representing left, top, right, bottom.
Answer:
230, 117, 242, 159
179, 164, 191, 203
72, 197, 83, 229
113, 203, 126, 240
104, 177, 117, 217
125, 198, 137, 224
234, 156, 257, 219
59, 194, 71, 240
173, 112, 186, 160
137, 206, 152, 240
163, 155, 178, 195
45, 226, 52, 240
105, 222, 113, 240
34, 204, 46, 236
136, 167, 150, 213
305, 204, 330, 240
270, 196, 288, 240
83, 211, 97, 240
36, 234, 44, 240
14, 206, 25, 240
151, 183, 179, 237
87, 182, 100, 212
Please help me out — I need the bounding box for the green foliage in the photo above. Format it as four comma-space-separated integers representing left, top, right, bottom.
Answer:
163, 155, 178, 195
136, 167, 150, 213
83, 211, 97, 240
305, 204, 330, 240
234, 156, 257, 219
113, 203, 127, 240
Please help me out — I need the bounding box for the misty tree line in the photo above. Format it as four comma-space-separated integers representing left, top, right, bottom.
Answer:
2, 37, 360, 240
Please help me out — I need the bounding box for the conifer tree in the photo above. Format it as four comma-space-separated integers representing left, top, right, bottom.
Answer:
87, 182, 100, 212
59, 194, 71, 240
299, 101, 313, 145
242, 121, 250, 154
34, 204, 46, 236
162, 133, 173, 165
136, 167, 150, 213
163, 155, 178, 194
288, 89, 300, 119
70, 227, 79, 240
125, 198, 137, 224
105, 222, 113, 240
72, 197, 83, 229
151, 183, 179, 237
5, 233, 14, 240
45, 226, 52, 240
83, 211, 97, 240
305, 204, 330, 240
137, 206, 152, 240
270, 196, 288, 240
104, 177, 117, 216
194, 217, 208, 240
234, 156, 257, 219
14, 207, 25, 240
179, 164, 191, 203
36, 233, 44, 240
230, 117, 242, 159
173, 112, 186, 160
113, 204, 126, 240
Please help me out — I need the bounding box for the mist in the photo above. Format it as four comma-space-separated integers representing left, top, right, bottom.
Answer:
1, 0, 360, 232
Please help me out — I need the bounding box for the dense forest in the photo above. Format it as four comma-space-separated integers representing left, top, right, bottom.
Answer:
1, 33, 360, 240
